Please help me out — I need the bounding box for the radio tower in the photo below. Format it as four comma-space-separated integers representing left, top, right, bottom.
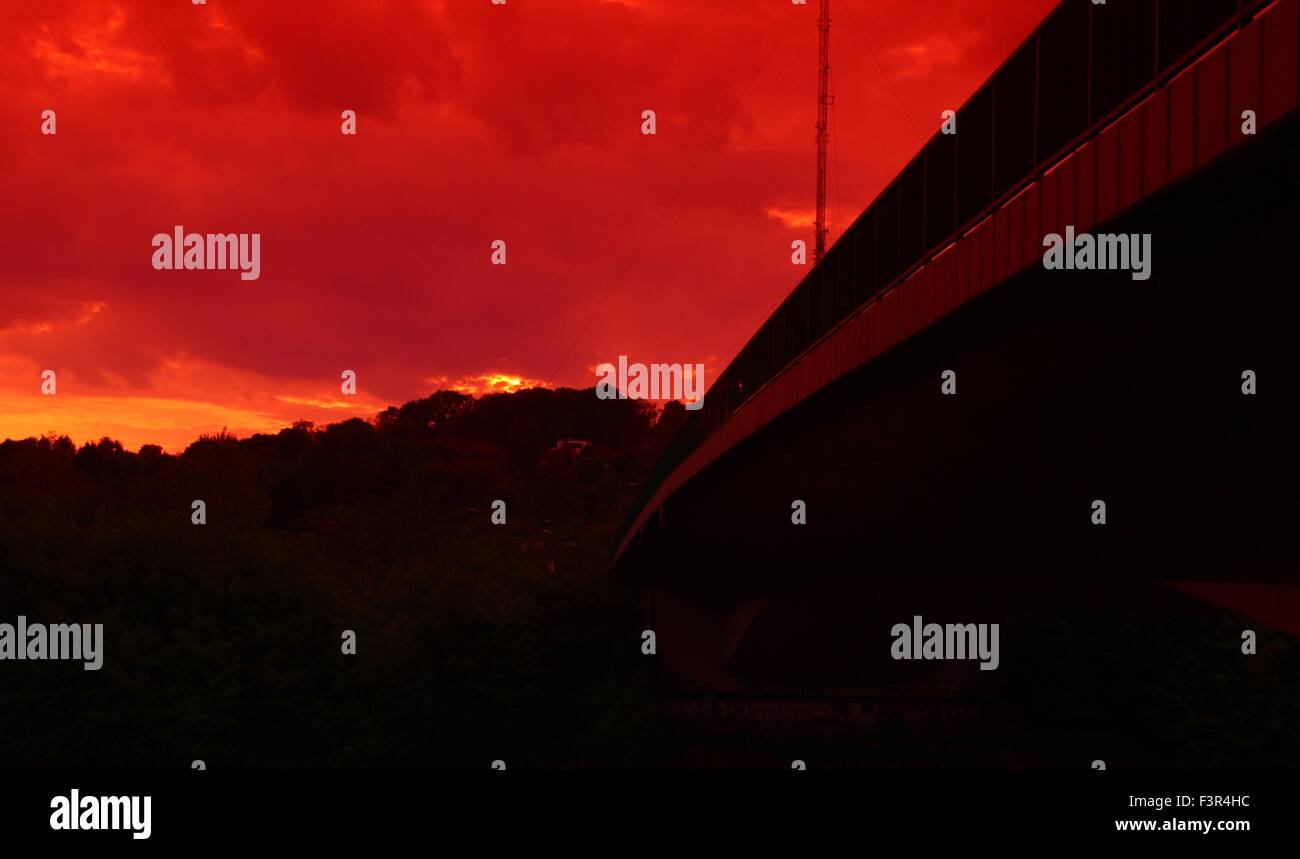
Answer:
815, 0, 832, 264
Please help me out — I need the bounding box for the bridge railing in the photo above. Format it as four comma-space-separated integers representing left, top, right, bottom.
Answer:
618, 0, 1271, 552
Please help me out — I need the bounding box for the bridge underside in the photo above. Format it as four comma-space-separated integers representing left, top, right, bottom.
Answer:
624, 115, 1299, 696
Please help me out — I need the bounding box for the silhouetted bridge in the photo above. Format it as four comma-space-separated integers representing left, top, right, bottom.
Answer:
614, 0, 1300, 693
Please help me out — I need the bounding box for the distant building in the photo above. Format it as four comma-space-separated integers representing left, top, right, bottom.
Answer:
546, 438, 592, 462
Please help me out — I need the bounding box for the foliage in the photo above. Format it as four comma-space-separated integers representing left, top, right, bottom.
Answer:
0, 388, 680, 769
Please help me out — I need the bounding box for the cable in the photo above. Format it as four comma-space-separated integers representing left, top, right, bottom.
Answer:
546, 6, 801, 385
837, 0, 925, 144
831, 66, 844, 241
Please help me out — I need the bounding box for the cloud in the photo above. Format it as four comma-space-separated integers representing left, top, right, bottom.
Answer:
0, 0, 1060, 448
888, 34, 963, 80
765, 207, 817, 230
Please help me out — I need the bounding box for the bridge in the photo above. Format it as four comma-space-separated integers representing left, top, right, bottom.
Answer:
614, 0, 1300, 694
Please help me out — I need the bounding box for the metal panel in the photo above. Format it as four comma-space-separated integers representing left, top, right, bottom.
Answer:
900, 157, 926, 272
919, 266, 931, 332
1040, 165, 1059, 240
784, 290, 800, 369
851, 312, 862, 369
1013, 192, 1034, 272
970, 225, 984, 299
843, 220, 862, 317
980, 218, 996, 294
1169, 67, 1198, 180
876, 296, 888, 357
817, 243, 844, 339
834, 319, 847, 380
915, 270, 926, 334
1196, 46, 1229, 166
795, 282, 811, 357
964, 224, 981, 297
882, 290, 896, 349
957, 84, 994, 225
897, 285, 909, 343
876, 182, 901, 287
956, 230, 971, 306
855, 207, 876, 304
1023, 183, 1042, 271
946, 244, 961, 311
890, 288, 902, 347
1008, 193, 1024, 278
925, 134, 957, 248
1095, 123, 1120, 223
1142, 90, 1169, 195
1160, 0, 1240, 73
868, 300, 880, 359
895, 286, 906, 345
994, 40, 1038, 199
1090, 0, 1157, 123
925, 262, 939, 328
771, 301, 788, 376
779, 294, 797, 371
924, 263, 938, 328
814, 248, 832, 335
935, 247, 949, 316
760, 318, 775, 382
1228, 20, 1262, 147
1058, 154, 1077, 232
993, 207, 1009, 284
899, 276, 909, 340
798, 280, 814, 358
876, 291, 888, 351
1037, 0, 1091, 164
843, 310, 858, 373
1119, 108, 1144, 210
1261, 0, 1299, 124
902, 273, 916, 336
906, 274, 917, 338
1075, 141, 1096, 233
899, 273, 912, 336
1009, 203, 1024, 280
823, 252, 839, 341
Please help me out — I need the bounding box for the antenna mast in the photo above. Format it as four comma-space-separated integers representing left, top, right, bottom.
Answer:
815, 0, 832, 264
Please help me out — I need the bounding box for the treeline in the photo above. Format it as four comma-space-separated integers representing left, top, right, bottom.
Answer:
0, 388, 686, 769
1, 387, 686, 533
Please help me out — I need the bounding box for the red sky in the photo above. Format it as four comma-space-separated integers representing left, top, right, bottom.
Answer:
0, 0, 1057, 451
